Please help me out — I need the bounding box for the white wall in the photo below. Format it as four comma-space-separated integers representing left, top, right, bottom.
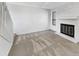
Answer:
7, 5, 49, 34
50, 2, 79, 43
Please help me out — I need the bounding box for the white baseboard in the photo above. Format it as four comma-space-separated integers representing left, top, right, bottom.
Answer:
17, 29, 49, 35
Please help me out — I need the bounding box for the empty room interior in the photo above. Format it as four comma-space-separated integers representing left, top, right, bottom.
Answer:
1, 2, 79, 56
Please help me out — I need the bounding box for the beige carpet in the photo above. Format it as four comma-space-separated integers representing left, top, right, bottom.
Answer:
9, 30, 79, 56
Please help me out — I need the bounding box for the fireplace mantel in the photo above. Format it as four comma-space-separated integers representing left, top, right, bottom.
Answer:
53, 16, 79, 43
56, 16, 78, 20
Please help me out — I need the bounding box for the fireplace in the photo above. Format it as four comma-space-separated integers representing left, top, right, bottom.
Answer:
61, 24, 74, 37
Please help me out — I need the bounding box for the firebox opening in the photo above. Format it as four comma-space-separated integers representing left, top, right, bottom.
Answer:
61, 23, 74, 38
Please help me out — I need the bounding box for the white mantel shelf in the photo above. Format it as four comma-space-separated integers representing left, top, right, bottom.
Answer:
56, 16, 79, 20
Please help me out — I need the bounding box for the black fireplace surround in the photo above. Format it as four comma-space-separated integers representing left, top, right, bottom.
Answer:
61, 23, 74, 37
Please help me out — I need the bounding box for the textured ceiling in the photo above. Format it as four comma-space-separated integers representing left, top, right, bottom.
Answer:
6, 2, 69, 9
